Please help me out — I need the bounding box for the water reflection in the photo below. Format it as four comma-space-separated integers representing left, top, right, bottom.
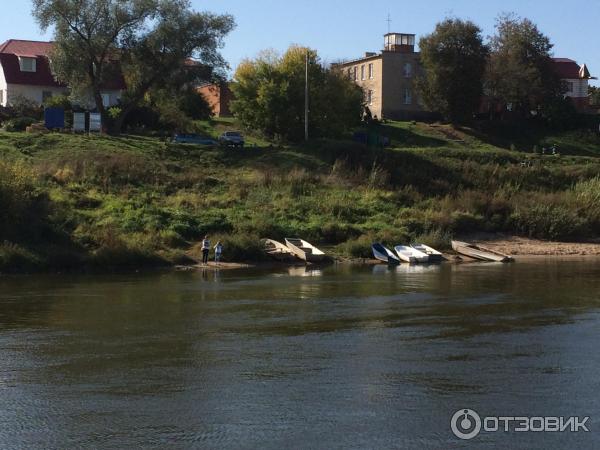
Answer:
287, 266, 324, 277
0, 259, 599, 449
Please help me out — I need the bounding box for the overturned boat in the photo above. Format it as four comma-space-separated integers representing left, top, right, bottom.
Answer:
451, 240, 514, 263
372, 243, 401, 265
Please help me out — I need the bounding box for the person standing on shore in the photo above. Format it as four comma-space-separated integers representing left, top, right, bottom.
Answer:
201, 235, 210, 265
214, 241, 223, 265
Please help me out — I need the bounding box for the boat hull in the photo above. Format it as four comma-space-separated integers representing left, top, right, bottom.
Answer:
411, 244, 444, 262
372, 243, 401, 265
285, 238, 325, 263
451, 240, 513, 263
263, 239, 296, 261
394, 245, 429, 264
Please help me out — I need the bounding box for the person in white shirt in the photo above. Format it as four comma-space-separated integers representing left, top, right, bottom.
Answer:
201, 235, 210, 264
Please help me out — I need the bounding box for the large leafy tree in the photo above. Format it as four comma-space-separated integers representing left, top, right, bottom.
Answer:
486, 14, 562, 116
115, 1, 234, 131
32, 0, 234, 130
33, 0, 157, 116
231, 46, 363, 142
417, 18, 488, 123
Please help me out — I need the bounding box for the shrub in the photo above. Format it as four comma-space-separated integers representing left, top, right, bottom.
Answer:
337, 234, 373, 258
0, 241, 42, 273
413, 229, 452, 250
43, 95, 72, 110
449, 211, 484, 233
511, 204, 589, 240
2, 117, 37, 132
0, 160, 40, 238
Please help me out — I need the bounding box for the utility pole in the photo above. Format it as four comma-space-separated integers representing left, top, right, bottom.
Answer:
305, 49, 309, 141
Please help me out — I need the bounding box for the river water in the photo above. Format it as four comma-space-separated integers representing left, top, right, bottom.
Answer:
0, 258, 599, 449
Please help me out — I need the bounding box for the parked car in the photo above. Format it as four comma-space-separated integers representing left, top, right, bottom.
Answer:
219, 131, 245, 147
172, 133, 217, 145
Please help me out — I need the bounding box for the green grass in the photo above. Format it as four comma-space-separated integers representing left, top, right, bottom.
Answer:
1, 119, 600, 272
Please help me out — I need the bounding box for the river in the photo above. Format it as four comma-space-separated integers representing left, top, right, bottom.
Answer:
1, 258, 599, 449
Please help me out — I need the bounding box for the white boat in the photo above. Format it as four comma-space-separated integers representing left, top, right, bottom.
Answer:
411, 243, 444, 262
285, 238, 325, 263
451, 240, 514, 263
372, 243, 401, 265
262, 239, 296, 261
394, 245, 429, 264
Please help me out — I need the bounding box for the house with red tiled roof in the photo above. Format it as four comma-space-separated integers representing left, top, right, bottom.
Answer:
552, 58, 597, 112
0, 39, 125, 108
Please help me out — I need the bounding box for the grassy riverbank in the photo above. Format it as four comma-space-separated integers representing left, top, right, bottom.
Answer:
1, 119, 600, 272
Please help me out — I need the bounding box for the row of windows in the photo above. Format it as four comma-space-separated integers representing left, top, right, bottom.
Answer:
348, 63, 375, 81
347, 62, 413, 80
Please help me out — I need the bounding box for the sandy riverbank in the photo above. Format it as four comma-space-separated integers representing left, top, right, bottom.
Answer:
468, 235, 600, 256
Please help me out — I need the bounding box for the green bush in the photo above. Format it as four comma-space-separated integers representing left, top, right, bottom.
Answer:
413, 229, 452, 250
0, 241, 43, 273
2, 117, 37, 132
43, 95, 72, 110
511, 205, 589, 240
337, 235, 373, 258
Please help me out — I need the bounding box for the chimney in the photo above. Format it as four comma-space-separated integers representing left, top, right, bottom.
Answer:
365, 52, 376, 58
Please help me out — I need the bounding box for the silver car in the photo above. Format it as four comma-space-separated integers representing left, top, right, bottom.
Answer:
219, 131, 245, 148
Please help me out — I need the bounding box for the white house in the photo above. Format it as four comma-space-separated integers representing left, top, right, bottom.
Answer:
0, 39, 124, 108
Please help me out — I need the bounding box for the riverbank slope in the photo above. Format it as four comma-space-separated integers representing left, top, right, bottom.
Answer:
1, 119, 600, 273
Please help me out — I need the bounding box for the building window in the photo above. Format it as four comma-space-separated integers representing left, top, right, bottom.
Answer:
101, 93, 110, 107
403, 63, 412, 78
353, 66, 358, 81
19, 57, 37, 72
347, 68, 352, 80
566, 81, 574, 93
404, 88, 412, 105
361, 65, 365, 80
368, 63, 374, 79
367, 90, 374, 105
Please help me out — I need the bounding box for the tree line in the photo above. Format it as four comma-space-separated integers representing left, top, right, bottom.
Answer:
417, 14, 577, 124
34, 3, 592, 137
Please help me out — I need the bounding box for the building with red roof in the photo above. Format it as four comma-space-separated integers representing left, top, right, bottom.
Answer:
552, 58, 596, 112
0, 39, 125, 108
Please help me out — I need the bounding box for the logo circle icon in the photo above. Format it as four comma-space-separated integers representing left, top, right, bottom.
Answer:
451, 409, 482, 440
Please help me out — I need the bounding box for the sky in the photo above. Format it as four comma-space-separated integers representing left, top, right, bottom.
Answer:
3, 0, 599, 86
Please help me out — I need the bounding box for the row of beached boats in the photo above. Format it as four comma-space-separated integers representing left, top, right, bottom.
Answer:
262, 238, 513, 265
373, 240, 514, 264
372, 243, 444, 265
263, 238, 326, 263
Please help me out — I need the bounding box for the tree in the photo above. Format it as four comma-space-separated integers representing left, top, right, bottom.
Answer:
32, 0, 233, 131
486, 14, 562, 116
590, 86, 600, 107
115, 1, 234, 131
416, 18, 488, 123
231, 46, 363, 142
33, 0, 156, 117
